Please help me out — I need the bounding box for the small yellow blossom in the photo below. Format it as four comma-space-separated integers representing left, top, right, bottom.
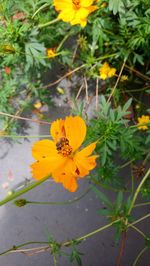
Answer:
120, 75, 128, 82
99, 62, 116, 80
34, 101, 42, 109
137, 115, 150, 130
47, 48, 57, 58
53, 0, 98, 27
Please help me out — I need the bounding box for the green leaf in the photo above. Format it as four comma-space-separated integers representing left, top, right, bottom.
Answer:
92, 186, 112, 207
115, 191, 123, 210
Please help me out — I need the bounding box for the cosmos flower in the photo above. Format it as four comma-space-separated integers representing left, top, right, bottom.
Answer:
137, 115, 150, 130
53, 0, 98, 27
31, 116, 98, 192
99, 62, 116, 80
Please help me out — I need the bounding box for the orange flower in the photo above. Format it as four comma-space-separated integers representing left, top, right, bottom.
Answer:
31, 116, 98, 192
53, 0, 98, 27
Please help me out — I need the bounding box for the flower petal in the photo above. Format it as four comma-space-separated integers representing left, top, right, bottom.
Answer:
77, 141, 97, 157
80, 0, 94, 7
32, 139, 57, 160
31, 155, 66, 180
52, 158, 78, 192
64, 116, 86, 151
50, 118, 65, 142
74, 154, 98, 177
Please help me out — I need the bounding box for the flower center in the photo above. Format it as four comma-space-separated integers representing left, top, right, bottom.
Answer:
56, 137, 72, 157
72, 0, 80, 9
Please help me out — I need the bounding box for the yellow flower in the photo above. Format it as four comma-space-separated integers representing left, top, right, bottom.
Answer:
137, 115, 150, 130
99, 62, 116, 80
31, 116, 98, 192
53, 0, 98, 27
47, 48, 57, 58
120, 75, 128, 82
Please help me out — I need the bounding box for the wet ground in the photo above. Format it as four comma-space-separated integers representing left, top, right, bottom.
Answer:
0, 104, 149, 266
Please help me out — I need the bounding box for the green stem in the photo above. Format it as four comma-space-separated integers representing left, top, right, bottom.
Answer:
22, 188, 90, 205
0, 176, 50, 206
133, 247, 148, 266
64, 219, 120, 246
130, 122, 150, 129
32, 3, 50, 19
134, 202, 150, 208
128, 168, 150, 214
0, 241, 49, 256
119, 159, 135, 169
128, 224, 146, 238
37, 18, 59, 29
56, 33, 71, 52
128, 213, 150, 226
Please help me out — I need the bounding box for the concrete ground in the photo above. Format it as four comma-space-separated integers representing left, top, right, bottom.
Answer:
0, 106, 149, 266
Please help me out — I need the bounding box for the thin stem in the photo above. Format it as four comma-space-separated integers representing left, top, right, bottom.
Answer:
64, 219, 120, 245
119, 159, 135, 169
23, 188, 90, 205
133, 247, 148, 266
32, 3, 50, 19
43, 64, 86, 89
129, 224, 146, 238
116, 231, 127, 266
0, 111, 51, 125
134, 202, 150, 208
128, 168, 150, 214
95, 78, 99, 110
128, 213, 150, 227
0, 176, 50, 206
125, 64, 150, 81
107, 59, 127, 103
53, 254, 57, 266
57, 33, 71, 52
37, 18, 59, 29
0, 241, 49, 256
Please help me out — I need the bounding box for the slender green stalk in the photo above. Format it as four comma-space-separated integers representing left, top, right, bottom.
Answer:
0, 241, 49, 256
119, 159, 135, 169
19, 188, 90, 206
56, 33, 71, 52
128, 168, 150, 214
128, 224, 146, 238
64, 219, 120, 246
0, 176, 50, 206
128, 213, 150, 226
133, 247, 148, 266
134, 202, 150, 208
130, 122, 150, 129
32, 3, 50, 19
38, 18, 59, 29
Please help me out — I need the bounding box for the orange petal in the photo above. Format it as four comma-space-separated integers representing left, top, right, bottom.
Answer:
64, 116, 86, 152
32, 139, 57, 160
77, 141, 97, 157
31, 155, 66, 180
74, 154, 98, 177
52, 158, 78, 192
50, 118, 65, 142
